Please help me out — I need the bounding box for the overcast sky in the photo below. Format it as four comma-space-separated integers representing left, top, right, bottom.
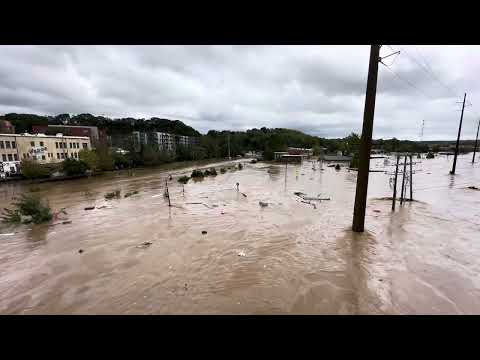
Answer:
1, 45, 479, 140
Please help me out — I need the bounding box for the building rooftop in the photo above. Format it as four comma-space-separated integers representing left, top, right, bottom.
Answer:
0, 133, 90, 140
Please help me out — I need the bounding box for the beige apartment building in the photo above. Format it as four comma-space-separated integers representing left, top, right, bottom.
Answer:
0, 133, 91, 164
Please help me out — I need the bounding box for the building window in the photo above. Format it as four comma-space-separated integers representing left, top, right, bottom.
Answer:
61, 153, 65, 159
83, 143, 88, 149
6, 141, 11, 149
77, 143, 80, 148
69, 143, 72, 148
7, 154, 13, 161
64, 142, 67, 148
14, 154, 18, 161
57, 153, 60, 159
56, 142, 59, 148
31, 141, 35, 147
12, 141, 16, 149
0, 141, 4, 149
40, 141, 44, 147
42, 155, 46, 160
2, 154, 6, 161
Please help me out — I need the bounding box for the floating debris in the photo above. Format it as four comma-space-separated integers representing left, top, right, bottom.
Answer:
84, 206, 95, 211
78, 249, 84, 254
202, 230, 207, 235
136, 242, 152, 249
259, 201, 268, 207
467, 186, 480, 191
238, 251, 246, 257
62, 221, 72, 225
0, 233, 15, 236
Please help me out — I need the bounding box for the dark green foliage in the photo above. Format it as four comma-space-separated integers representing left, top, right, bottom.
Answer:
3, 113, 200, 137
204, 168, 217, 176
20, 159, 53, 179
432, 145, 440, 153
124, 190, 139, 198
191, 169, 204, 178
220, 168, 227, 174
2, 194, 52, 224
426, 152, 435, 159
105, 190, 121, 200
62, 158, 89, 176
238, 163, 243, 170
178, 176, 190, 184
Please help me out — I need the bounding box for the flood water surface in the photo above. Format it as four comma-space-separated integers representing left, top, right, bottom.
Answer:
1, 155, 479, 314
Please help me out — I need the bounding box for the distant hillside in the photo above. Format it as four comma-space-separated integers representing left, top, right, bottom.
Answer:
1, 113, 201, 137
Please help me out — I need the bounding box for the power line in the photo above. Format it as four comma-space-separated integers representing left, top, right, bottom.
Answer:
395, 45, 462, 99
380, 62, 433, 100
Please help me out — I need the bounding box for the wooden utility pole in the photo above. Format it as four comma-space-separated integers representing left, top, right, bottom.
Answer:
451, 93, 467, 174
400, 155, 407, 205
409, 154, 413, 201
472, 119, 480, 163
392, 155, 400, 211
352, 45, 381, 232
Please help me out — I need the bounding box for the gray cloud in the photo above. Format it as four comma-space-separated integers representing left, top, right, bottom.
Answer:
0, 45, 479, 140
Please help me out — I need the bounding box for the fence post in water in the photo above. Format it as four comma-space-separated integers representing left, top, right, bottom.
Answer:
165, 179, 171, 207
409, 154, 413, 201
392, 155, 400, 211
400, 154, 408, 205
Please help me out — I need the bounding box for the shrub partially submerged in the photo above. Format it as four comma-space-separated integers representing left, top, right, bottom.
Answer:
238, 163, 243, 170
204, 168, 217, 176
2, 194, 53, 224
124, 190, 139, 198
105, 190, 121, 200
178, 175, 190, 184
220, 168, 227, 174
191, 169, 204, 178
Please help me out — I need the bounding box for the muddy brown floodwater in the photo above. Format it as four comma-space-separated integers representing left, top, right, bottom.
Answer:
0, 155, 479, 314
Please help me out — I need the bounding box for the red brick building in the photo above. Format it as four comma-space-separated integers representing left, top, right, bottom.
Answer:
32, 125, 107, 148
0, 120, 15, 134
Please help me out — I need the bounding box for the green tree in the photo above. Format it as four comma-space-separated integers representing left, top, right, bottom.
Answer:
62, 158, 89, 176
79, 149, 99, 171
20, 159, 52, 179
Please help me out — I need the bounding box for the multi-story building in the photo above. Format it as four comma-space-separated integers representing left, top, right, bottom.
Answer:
131, 131, 199, 153
32, 124, 107, 147
0, 133, 91, 165
150, 132, 176, 152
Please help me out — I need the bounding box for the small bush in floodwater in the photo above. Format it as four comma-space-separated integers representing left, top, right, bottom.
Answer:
124, 190, 139, 198
191, 169, 204, 178
426, 152, 434, 159
220, 167, 226, 174
204, 168, 217, 176
238, 163, 243, 170
178, 175, 190, 184
105, 190, 121, 200
1, 193, 52, 224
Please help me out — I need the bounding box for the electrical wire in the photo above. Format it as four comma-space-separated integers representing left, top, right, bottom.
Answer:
380, 63, 433, 100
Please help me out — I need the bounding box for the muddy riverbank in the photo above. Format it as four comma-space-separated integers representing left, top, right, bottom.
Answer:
0, 154, 479, 314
